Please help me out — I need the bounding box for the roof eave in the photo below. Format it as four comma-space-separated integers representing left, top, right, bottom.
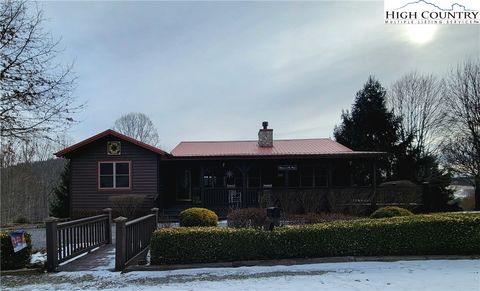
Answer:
54, 129, 169, 157
169, 152, 388, 160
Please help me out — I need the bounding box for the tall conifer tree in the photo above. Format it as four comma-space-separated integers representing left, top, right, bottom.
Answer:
49, 161, 71, 218
334, 76, 403, 179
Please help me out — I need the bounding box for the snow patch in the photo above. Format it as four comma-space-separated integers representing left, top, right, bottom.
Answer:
8, 259, 480, 291
30, 252, 47, 264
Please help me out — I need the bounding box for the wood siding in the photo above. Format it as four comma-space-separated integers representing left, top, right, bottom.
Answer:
69, 135, 159, 213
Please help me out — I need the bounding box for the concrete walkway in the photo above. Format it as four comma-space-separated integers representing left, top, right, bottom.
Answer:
57, 244, 115, 272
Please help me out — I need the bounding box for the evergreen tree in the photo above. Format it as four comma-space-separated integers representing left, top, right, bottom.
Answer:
49, 161, 70, 218
334, 76, 459, 211
419, 156, 460, 212
334, 76, 403, 179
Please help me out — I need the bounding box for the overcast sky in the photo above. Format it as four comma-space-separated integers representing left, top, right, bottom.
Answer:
42, 1, 479, 151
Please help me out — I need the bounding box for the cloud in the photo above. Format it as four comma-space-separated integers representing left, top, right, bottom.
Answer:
41, 1, 479, 150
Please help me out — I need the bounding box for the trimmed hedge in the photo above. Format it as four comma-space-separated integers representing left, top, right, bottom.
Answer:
371, 206, 413, 218
151, 214, 480, 265
286, 212, 358, 225
1, 231, 32, 270
179, 208, 218, 227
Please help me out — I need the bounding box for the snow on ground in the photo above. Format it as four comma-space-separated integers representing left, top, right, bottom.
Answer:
2, 259, 479, 291
29, 252, 47, 265
91, 248, 116, 271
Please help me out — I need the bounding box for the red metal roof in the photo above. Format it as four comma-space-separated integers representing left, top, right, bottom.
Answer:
171, 139, 384, 157
54, 129, 169, 157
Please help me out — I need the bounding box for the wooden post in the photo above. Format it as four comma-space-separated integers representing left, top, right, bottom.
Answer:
151, 208, 159, 230
200, 165, 205, 207
45, 216, 59, 272
239, 164, 247, 208
372, 161, 377, 209
103, 208, 112, 244
114, 216, 128, 271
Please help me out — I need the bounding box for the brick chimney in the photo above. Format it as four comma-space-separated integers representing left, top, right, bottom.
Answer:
258, 121, 273, 147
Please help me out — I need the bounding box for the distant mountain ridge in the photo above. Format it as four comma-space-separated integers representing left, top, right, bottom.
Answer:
394, 0, 476, 11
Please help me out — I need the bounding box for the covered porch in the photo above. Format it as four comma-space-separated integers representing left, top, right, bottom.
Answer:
161, 156, 380, 214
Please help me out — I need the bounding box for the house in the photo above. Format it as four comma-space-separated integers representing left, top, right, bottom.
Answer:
55, 122, 386, 217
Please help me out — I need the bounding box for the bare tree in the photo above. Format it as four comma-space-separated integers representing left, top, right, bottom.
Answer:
388, 71, 445, 155
0, 0, 83, 139
113, 112, 160, 146
442, 60, 480, 210
0, 133, 72, 167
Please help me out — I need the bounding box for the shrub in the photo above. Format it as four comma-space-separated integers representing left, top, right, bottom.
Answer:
286, 212, 358, 225
179, 208, 218, 227
460, 194, 475, 211
150, 214, 480, 265
13, 217, 30, 224
109, 194, 146, 219
370, 206, 413, 218
1, 231, 32, 270
227, 208, 266, 228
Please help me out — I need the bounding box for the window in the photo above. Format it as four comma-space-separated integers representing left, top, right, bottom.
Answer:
300, 166, 314, 187
273, 169, 286, 187
248, 167, 261, 188
314, 167, 328, 187
204, 168, 235, 188
300, 166, 328, 188
351, 161, 372, 187
203, 175, 217, 187
288, 170, 299, 187
98, 161, 130, 189
274, 166, 299, 188
332, 161, 351, 187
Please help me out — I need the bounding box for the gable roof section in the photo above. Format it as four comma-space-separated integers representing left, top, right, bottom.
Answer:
171, 138, 385, 157
54, 129, 169, 157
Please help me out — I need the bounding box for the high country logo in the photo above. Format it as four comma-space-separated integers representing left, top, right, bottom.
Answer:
384, 0, 480, 24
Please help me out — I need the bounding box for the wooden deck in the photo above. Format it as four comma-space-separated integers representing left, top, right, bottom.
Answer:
57, 244, 115, 272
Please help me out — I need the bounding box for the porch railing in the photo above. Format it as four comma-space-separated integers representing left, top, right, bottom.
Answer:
46, 208, 112, 272
192, 186, 419, 210
192, 187, 262, 207
115, 208, 158, 271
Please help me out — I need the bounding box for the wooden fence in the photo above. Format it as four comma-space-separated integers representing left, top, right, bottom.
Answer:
115, 208, 158, 271
46, 208, 112, 271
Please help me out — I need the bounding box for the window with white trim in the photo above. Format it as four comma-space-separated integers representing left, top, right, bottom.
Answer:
99, 161, 130, 189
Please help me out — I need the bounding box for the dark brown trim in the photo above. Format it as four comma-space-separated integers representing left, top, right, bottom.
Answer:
97, 160, 132, 191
